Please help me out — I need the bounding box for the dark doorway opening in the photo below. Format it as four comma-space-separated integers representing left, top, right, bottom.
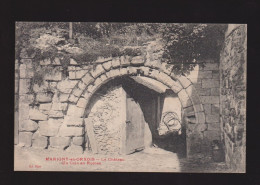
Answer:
86, 76, 186, 157
121, 77, 187, 158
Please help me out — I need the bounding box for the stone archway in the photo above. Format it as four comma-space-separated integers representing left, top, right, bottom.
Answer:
61, 55, 207, 158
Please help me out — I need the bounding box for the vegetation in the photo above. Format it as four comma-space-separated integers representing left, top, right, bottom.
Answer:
16, 22, 227, 83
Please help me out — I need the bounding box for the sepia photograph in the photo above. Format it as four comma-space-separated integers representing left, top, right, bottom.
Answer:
14, 22, 247, 173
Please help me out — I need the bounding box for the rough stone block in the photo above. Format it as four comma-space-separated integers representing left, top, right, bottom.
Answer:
59, 93, 70, 103
68, 66, 76, 71
197, 88, 211, 96
90, 64, 105, 78
87, 84, 94, 93
120, 67, 128, 76
203, 104, 211, 115
171, 83, 183, 93
206, 114, 220, 123
82, 73, 95, 85
64, 116, 84, 126
149, 69, 159, 80
68, 94, 78, 103
196, 112, 206, 124
197, 71, 212, 79
144, 59, 161, 69
82, 92, 91, 102
202, 79, 220, 88
139, 66, 151, 76
38, 119, 63, 136
178, 89, 192, 108
120, 56, 131, 66
19, 103, 30, 121
57, 79, 78, 93
76, 98, 88, 108
196, 123, 207, 132
212, 70, 220, 79
44, 71, 62, 81
32, 81, 49, 93
69, 71, 76, 79
40, 59, 51, 65
66, 144, 83, 153
78, 81, 87, 90
58, 125, 84, 137
185, 85, 201, 105
66, 105, 85, 117
19, 132, 33, 147
127, 66, 138, 75
19, 79, 31, 94
204, 130, 221, 141
52, 57, 61, 65
178, 76, 192, 88
19, 94, 34, 104
200, 96, 219, 104
72, 88, 83, 97
211, 88, 219, 96
36, 93, 53, 103
75, 70, 88, 79
32, 131, 48, 149
111, 57, 121, 68
73, 137, 84, 146
156, 72, 182, 93
192, 80, 202, 89
211, 104, 220, 115
207, 122, 221, 131
19, 120, 38, 132
106, 68, 120, 78
70, 58, 78, 65
20, 64, 34, 79
94, 77, 103, 87
157, 72, 173, 87
102, 61, 112, 71
29, 108, 48, 121
51, 103, 67, 111
49, 82, 57, 91
131, 56, 144, 65
48, 110, 64, 118
20, 59, 33, 66
100, 74, 108, 83
50, 136, 71, 149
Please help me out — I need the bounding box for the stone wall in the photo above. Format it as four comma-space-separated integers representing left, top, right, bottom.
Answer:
16, 39, 222, 158
185, 60, 221, 156
220, 24, 247, 172
17, 56, 91, 153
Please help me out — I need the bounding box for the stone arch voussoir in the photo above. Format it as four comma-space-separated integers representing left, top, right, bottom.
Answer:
64, 55, 206, 157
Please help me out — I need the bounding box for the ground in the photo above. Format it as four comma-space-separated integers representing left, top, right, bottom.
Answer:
14, 145, 230, 172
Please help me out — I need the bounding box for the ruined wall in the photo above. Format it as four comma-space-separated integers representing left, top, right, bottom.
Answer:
220, 24, 247, 172
185, 60, 221, 156
16, 39, 222, 158
17, 56, 91, 153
